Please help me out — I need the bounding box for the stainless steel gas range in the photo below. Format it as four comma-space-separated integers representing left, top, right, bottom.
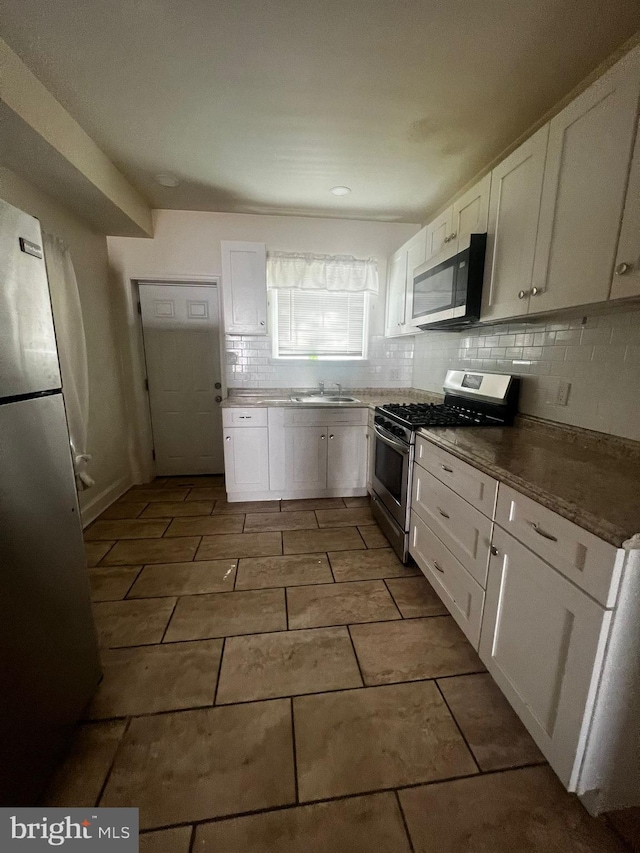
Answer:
370, 370, 520, 563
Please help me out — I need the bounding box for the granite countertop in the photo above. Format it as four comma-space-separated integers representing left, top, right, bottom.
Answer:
417, 418, 640, 548
221, 388, 443, 409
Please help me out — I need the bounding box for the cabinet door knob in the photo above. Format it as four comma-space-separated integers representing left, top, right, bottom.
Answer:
443, 236, 449, 243
450, 232, 457, 240
215, 395, 222, 403
225, 436, 231, 442
320, 435, 326, 440
260, 320, 266, 326
615, 262, 632, 275
531, 286, 542, 296
329, 434, 334, 439
518, 289, 529, 299
490, 546, 499, 556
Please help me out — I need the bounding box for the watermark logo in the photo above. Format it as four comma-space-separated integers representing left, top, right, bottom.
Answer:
0, 808, 138, 850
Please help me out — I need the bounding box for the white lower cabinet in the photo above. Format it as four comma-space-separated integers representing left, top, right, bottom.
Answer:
223, 426, 270, 494
283, 426, 327, 491
327, 425, 367, 490
479, 525, 611, 789
410, 511, 485, 649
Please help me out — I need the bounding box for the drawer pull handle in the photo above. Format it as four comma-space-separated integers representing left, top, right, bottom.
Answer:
433, 561, 445, 573
441, 465, 453, 473
437, 506, 450, 519
529, 521, 558, 542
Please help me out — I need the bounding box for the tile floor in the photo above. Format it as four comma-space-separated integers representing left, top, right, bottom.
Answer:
44, 476, 630, 852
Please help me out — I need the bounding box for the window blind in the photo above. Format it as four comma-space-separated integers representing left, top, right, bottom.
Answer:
274, 290, 366, 358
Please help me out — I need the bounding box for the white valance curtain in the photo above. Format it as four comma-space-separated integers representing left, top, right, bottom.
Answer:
43, 233, 94, 491
267, 251, 378, 293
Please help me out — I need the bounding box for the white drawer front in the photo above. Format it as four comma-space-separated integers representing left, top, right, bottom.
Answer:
409, 511, 485, 649
416, 436, 498, 517
282, 407, 368, 427
412, 465, 492, 587
495, 484, 621, 607
222, 407, 268, 427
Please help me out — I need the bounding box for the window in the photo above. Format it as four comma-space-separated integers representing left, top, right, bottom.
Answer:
272, 289, 368, 359
267, 251, 377, 360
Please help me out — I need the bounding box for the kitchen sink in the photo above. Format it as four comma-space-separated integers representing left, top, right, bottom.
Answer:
291, 395, 360, 403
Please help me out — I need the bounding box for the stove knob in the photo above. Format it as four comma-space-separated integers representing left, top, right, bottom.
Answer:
374, 415, 384, 425
393, 426, 404, 437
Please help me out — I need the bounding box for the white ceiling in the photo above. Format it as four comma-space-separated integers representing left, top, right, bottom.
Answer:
1, 0, 639, 223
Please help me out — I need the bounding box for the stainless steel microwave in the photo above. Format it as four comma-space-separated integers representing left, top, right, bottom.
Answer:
411, 233, 487, 330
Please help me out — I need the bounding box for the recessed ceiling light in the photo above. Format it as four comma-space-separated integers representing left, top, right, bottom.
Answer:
330, 186, 351, 196
155, 173, 180, 187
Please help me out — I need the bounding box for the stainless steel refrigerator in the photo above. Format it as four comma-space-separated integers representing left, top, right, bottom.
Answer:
0, 198, 101, 805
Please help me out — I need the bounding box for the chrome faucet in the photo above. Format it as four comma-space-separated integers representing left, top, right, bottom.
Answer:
333, 382, 342, 397
318, 381, 325, 396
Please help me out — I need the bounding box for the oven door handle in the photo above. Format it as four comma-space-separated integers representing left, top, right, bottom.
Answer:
373, 424, 410, 455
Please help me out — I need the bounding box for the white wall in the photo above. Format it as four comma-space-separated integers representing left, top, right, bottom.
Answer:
108, 209, 419, 477
0, 167, 133, 520
412, 302, 640, 441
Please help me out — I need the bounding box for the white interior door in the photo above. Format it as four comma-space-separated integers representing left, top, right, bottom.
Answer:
139, 283, 224, 475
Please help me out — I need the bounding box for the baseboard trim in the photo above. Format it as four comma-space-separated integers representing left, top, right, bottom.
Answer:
80, 475, 133, 528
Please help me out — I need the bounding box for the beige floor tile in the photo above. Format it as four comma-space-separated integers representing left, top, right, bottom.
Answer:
140, 827, 192, 853
608, 808, 640, 852
194, 792, 411, 853
196, 532, 282, 560
93, 598, 177, 648
244, 510, 318, 532
164, 515, 244, 537
287, 580, 401, 629
130, 479, 168, 489
343, 496, 372, 508
350, 617, 483, 685
316, 507, 375, 528
294, 681, 477, 801
88, 640, 223, 718
43, 721, 127, 807
128, 560, 237, 598
85, 541, 116, 567
102, 537, 200, 565
186, 487, 227, 501
216, 627, 362, 704
213, 498, 281, 514
329, 548, 420, 582
399, 766, 626, 853
119, 488, 190, 503
235, 553, 333, 590
101, 701, 296, 828
437, 673, 544, 770
283, 527, 364, 555
99, 502, 148, 520
281, 497, 345, 511
140, 501, 214, 518
358, 525, 390, 548
85, 519, 169, 541
167, 476, 224, 487
164, 588, 286, 641
88, 566, 141, 601
385, 575, 449, 617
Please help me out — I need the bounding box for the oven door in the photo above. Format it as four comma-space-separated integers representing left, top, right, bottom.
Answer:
372, 424, 411, 529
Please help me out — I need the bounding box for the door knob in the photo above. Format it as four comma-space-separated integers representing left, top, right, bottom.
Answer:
215, 381, 222, 389
518, 289, 529, 299
215, 395, 222, 403
615, 262, 632, 275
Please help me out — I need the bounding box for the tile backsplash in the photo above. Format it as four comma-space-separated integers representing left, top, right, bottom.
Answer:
412, 303, 640, 441
226, 334, 414, 389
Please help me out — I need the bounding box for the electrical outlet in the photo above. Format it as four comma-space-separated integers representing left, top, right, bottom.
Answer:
556, 379, 571, 406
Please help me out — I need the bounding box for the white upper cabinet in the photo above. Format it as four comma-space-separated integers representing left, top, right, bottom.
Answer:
610, 113, 640, 301
530, 50, 640, 314
425, 207, 453, 261
451, 173, 491, 254
384, 228, 425, 337
221, 241, 267, 335
481, 125, 549, 323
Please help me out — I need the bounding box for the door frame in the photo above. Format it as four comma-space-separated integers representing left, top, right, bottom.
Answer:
132, 277, 226, 479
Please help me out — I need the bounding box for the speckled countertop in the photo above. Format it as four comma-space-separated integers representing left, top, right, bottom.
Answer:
418, 417, 640, 548
221, 388, 443, 408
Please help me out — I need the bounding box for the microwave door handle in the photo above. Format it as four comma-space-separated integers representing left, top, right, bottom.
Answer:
373, 424, 410, 455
